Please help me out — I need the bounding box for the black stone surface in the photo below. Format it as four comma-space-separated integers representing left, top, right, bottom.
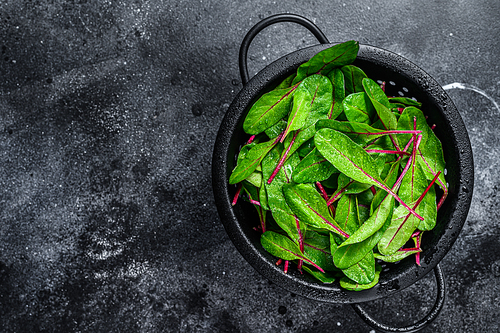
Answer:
0, 1, 499, 332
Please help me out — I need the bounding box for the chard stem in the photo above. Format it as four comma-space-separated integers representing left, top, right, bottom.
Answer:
250, 199, 261, 206
246, 135, 256, 145
258, 205, 266, 233
399, 247, 422, 252
268, 130, 300, 185
276, 259, 282, 266
316, 182, 329, 201
366, 149, 410, 155
232, 183, 242, 206
327, 180, 354, 206
284, 260, 289, 273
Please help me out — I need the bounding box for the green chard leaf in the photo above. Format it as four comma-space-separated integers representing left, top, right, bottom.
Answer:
315, 128, 383, 187
292, 40, 359, 85
260, 231, 324, 272
229, 137, 280, 184
315, 128, 420, 220
326, 68, 345, 119
264, 119, 287, 139
292, 147, 338, 183
374, 249, 420, 263
340, 264, 381, 291
262, 145, 305, 244
378, 204, 420, 255
333, 193, 394, 269
243, 84, 298, 135
297, 137, 316, 158
315, 119, 390, 146
335, 194, 360, 236
283, 183, 348, 238
245, 171, 262, 188
302, 266, 336, 283
363, 78, 398, 131
343, 92, 376, 124
341, 65, 368, 95
283, 75, 333, 140
388, 97, 422, 108
341, 250, 376, 285
303, 240, 336, 272
397, 107, 447, 191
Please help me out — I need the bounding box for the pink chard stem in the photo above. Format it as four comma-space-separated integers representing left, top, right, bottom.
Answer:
366, 149, 410, 155
258, 205, 266, 233
232, 183, 242, 206
268, 130, 300, 185
326, 180, 354, 206
316, 182, 329, 201
246, 135, 256, 145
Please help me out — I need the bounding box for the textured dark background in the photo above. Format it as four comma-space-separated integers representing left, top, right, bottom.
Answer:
0, 1, 499, 332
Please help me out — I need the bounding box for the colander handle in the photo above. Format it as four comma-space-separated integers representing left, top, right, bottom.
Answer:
239, 13, 329, 85
352, 264, 446, 333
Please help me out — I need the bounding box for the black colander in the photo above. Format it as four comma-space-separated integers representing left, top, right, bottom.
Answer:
212, 14, 473, 332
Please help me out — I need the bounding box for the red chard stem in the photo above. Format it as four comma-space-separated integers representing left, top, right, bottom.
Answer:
316, 182, 329, 201
250, 199, 261, 206
366, 149, 410, 155
327, 181, 354, 206
268, 130, 300, 184
258, 205, 266, 233
284, 260, 289, 273
399, 247, 422, 252
246, 135, 256, 145
232, 183, 242, 206
276, 259, 282, 266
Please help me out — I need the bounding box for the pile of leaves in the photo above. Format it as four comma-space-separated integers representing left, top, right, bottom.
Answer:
229, 41, 447, 290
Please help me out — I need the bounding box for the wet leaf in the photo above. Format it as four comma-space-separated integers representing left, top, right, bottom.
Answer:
343, 92, 375, 124
293, 148, 338, 183
341, 65, 368, 95
363, 78, 397, 131
333, 194, 394, 269
335, 195, 359, 236
374, 249, 420, 263
292, 40, 359, 85
243, 84, 298, 135
302, 266, 336, 283
326, 68, 345, 119
283, 183, 348, 237
229, 138, 279, 184
315, 128, 383, 187
340, 264, 381, 291
341, 250, 376, 284
261, 231, 324, 272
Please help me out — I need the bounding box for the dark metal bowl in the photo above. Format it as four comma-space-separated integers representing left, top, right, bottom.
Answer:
212, 40, 473, 304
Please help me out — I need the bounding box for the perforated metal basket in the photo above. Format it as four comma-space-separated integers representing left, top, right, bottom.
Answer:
212, 14, 473, 332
